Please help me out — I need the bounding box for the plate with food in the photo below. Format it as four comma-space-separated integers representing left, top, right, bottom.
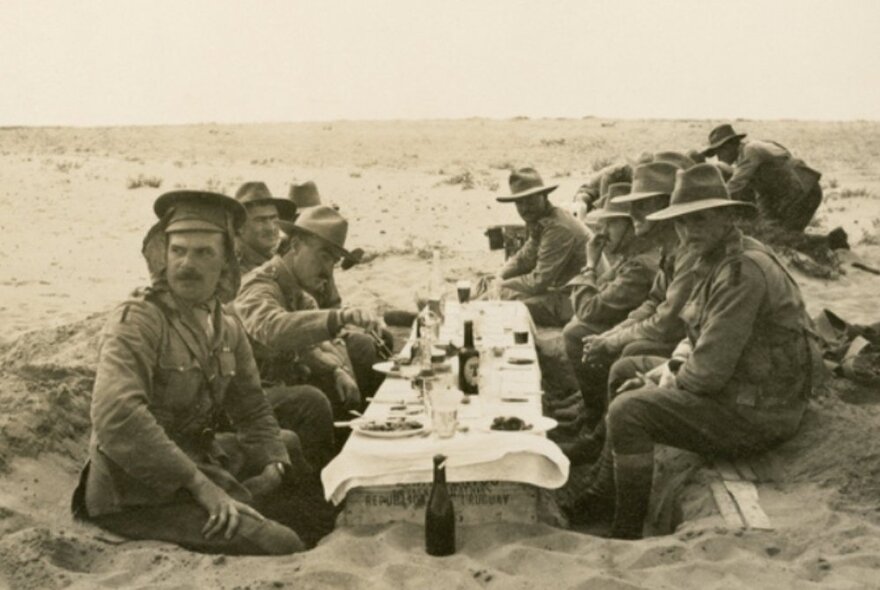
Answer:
372, 359, 421, 379
352, 418, 428, 438
505, 349, 536, 365
482, 415, 558, 434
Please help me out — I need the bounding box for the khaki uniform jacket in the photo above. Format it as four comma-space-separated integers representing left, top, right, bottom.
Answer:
676, 231, 814, 436
604, 243, 700, 352
499, 206, 589, 298
236, 239, 273, 276
728, 139, 821, 221
83, 289, 289, 517
234, 256, 352, 381
568, 240, 660, 334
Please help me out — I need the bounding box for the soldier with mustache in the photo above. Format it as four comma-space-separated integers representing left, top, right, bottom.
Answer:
73, 191, 335, 555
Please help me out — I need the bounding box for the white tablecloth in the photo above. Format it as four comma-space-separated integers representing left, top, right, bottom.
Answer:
321, 300, 570, 504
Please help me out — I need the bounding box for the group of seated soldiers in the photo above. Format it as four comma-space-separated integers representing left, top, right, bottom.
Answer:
71, 123, 824, 554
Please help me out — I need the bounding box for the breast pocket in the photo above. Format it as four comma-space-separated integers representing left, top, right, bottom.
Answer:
155, 356, 204, 411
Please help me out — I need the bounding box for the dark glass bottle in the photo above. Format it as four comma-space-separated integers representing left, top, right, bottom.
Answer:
425, 454, 455, 556
458, 320, 479, 395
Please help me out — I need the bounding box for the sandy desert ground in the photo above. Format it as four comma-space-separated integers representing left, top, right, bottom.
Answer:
1, 118, 880, 589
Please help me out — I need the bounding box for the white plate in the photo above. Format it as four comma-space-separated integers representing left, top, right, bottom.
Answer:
480, 415, 558, 434
505, 349, 535, 365
372, 360, 421, 379
352, 419, 428, 439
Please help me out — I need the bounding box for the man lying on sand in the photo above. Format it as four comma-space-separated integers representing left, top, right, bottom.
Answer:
475, 167, 590, 327
572, 164, 821, 539
234, 205, 389, 420
72, 190, 334, 555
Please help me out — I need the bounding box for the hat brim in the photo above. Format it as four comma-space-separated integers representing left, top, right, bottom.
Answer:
611, 190, 669, 204
584, 210, 631, 224
496, 185, 558, 203
702, 133, 747, 155
165, 219, 227, 234
646, 199, 756, 221
243, 198, 297, 221
277, 220, 353, 261
154, 190, 247, 229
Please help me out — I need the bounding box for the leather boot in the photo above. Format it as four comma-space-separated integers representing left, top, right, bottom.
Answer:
558, 432, 603, 465
568, 442, 616, 525
610, 452, 654, 540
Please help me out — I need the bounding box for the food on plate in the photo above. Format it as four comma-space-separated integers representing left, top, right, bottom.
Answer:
490, 416, 533, 431
358, 419, 423, 432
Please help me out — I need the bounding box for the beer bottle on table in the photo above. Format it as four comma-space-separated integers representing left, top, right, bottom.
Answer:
458, 320, 479, 395
425, 454, 455, 556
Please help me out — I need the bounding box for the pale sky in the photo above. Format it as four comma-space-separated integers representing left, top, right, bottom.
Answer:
1, 0, 878, 126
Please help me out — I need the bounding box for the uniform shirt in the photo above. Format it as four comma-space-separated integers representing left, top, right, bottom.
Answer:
603, 242, 700, 353
234, 256, 352, 379
236, 239, 274, 276
84, 289, 288, 517
675, 230, 813, 434
499, 205, 589, 297
567, 238, 660, 334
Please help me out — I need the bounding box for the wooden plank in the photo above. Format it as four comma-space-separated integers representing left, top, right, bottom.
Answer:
709, 480, 746, 528
713, 459, 741, 481
723, 480, 773, 530
733, 458, 759, 482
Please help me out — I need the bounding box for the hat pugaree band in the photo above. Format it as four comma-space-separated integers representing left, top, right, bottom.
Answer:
612, 162, 679, 204
277, 205, 355, 261
496, 167, 558, 202
646, 163, 756, 221
235, 181, 297, 221
585, 183, 632, 224
701, 124, 747, 155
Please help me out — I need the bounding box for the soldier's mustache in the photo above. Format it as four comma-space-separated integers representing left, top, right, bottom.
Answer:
175, 269, 203, 281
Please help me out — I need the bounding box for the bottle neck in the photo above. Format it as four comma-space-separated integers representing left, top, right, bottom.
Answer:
463, 321, 474, 348
433, 457, 447, 484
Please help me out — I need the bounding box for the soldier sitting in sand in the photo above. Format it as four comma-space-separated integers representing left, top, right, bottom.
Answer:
575, 164, 821, 539
72, 190, 335, 555
552, 181, 659, 460
234, 205, 389, 420
234, 182, 297, 275
476, 167, 590, 327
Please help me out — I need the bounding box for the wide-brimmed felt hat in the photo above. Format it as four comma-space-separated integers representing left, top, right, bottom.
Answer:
585, 183, 632, 224
496, 167, 558, 202
701, 124, 747, 155
653, 151, 695, 170
277, 205, 353, 261
646, 164, 756, 221
235, 181, 297, 220
612, 162, 679, 204
289, 181, 322, 209
154, 190, 247, 233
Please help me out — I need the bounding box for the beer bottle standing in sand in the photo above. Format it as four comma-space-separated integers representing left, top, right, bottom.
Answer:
425, 454, 455, 556
458, 320, 479, 395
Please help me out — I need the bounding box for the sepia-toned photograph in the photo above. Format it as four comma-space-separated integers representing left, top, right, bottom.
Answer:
1, 0, 880, 587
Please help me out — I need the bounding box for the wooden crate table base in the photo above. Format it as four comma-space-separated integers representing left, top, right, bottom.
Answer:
340, 481, 539, 526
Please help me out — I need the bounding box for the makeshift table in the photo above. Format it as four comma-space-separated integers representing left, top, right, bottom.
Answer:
321, 300, 569, 526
